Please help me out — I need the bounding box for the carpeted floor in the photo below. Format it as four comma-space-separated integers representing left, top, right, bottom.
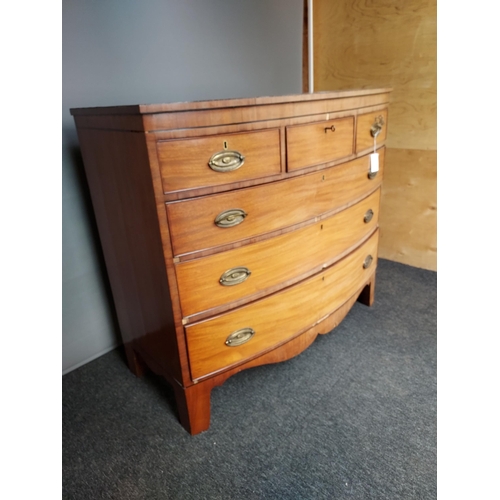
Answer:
62, 258, 436, 499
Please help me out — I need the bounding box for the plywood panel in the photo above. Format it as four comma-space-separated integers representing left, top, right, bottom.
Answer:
312, 0, 436, 270
378, 148, 436, 271
313, 0, 436, 151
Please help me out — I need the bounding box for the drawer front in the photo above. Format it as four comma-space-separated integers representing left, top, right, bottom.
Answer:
156, 129, 281, 194
185, 230, 379, 380
286, 116, 354, 171
176, 189, 380, 317
166, 149, 384, 256
356, 109, 388, 152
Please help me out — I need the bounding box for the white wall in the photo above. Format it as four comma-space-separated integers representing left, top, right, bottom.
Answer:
62, 0, 303, 374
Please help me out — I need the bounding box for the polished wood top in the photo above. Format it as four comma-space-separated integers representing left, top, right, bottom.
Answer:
69, 88, 392, 116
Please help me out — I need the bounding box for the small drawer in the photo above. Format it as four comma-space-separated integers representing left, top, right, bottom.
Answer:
356, 110, 388, 153
176, 189, 380, 318
166, 149, 384, 257
156, 129, 281, 194
185, 230, 379, 380
286, 116, 354, 171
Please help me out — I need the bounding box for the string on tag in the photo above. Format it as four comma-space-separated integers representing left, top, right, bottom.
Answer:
373, 134, 377, 154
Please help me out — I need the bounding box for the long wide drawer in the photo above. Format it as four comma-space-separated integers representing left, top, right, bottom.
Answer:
166, 148, 384, 257
176, 190, 380, 318
185, 230, 379, 380
156, 129, 281, 194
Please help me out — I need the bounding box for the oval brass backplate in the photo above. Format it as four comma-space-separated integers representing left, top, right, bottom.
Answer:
219, 266, 251, 286
214, 208, 247, 228
208, 150, 245, 172
225, 327, 255, 347
363, 255, 374, 269
364, 209, 374, 223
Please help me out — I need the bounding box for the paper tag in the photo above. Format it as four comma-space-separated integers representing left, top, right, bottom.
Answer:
370, 153, 379, 173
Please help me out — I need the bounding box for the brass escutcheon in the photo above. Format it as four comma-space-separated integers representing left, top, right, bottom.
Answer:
208, 150, 245, 172
214, 208, 247, 228
219, 266, 252, 286
225, 327, 255, 347
364, 209, 374, 223
363, 255, 374, 269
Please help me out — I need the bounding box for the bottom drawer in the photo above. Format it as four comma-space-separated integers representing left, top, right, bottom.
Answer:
185, 230, 379, 380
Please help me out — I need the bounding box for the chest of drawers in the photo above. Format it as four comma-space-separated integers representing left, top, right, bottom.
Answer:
71, 89, 391, 434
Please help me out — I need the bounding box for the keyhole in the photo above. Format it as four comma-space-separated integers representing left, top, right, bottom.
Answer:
223, 141, 228, 150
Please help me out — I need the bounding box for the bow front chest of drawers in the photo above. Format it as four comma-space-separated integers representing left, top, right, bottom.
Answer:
71, 89, 391, 434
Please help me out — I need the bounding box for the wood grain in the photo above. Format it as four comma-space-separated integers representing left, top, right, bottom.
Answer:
72, 92, 390, 133
143, 132, 193, 387
70, 89, 392, 116
313, 0, 436, 151
166, 149, 384, 258
185, 231, 379, 380
156, 129, 281, 194
71, 90, 390, 434
175, 190, 380, 319
173, 273, 376, 434
74, 128, 183, 382
286, 116, 354, 171
313, 0, 436, 269
379, 148, 436, 270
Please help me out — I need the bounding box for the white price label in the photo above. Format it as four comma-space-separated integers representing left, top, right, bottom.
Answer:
370, 153, 379, 173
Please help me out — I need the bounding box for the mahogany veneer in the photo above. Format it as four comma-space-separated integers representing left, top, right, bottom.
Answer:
71, 89, 391, 434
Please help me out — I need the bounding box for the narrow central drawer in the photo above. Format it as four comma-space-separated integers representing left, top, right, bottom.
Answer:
156, 129, 281, 194
185, 230, 379, 380
166, 149, 384, 256
176, 189, 380, 318
286, 116, 354, 171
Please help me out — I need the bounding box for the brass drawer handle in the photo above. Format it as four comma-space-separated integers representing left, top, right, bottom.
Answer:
219, 266, 252, 286
370, 115, 385, 138
368, 171, 378, 180
225, 327, 255, 347
363, 255, 374, 269
208, 150, 245, 172
324, 125, 336, 133
364, 209, 374, 223
214, 208, 247, 228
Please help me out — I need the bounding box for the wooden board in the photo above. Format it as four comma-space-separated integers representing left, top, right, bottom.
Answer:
312, 0, 436, 270
312, 0, 436, 151
378, 148, 436, 271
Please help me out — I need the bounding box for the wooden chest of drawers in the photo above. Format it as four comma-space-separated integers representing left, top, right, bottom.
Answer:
70, 89, 391, 434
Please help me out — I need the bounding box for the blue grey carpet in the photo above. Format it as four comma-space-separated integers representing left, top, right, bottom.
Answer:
63, 258, 436, 499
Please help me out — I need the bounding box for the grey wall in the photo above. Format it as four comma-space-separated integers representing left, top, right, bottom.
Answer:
62, 0, 304, 374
